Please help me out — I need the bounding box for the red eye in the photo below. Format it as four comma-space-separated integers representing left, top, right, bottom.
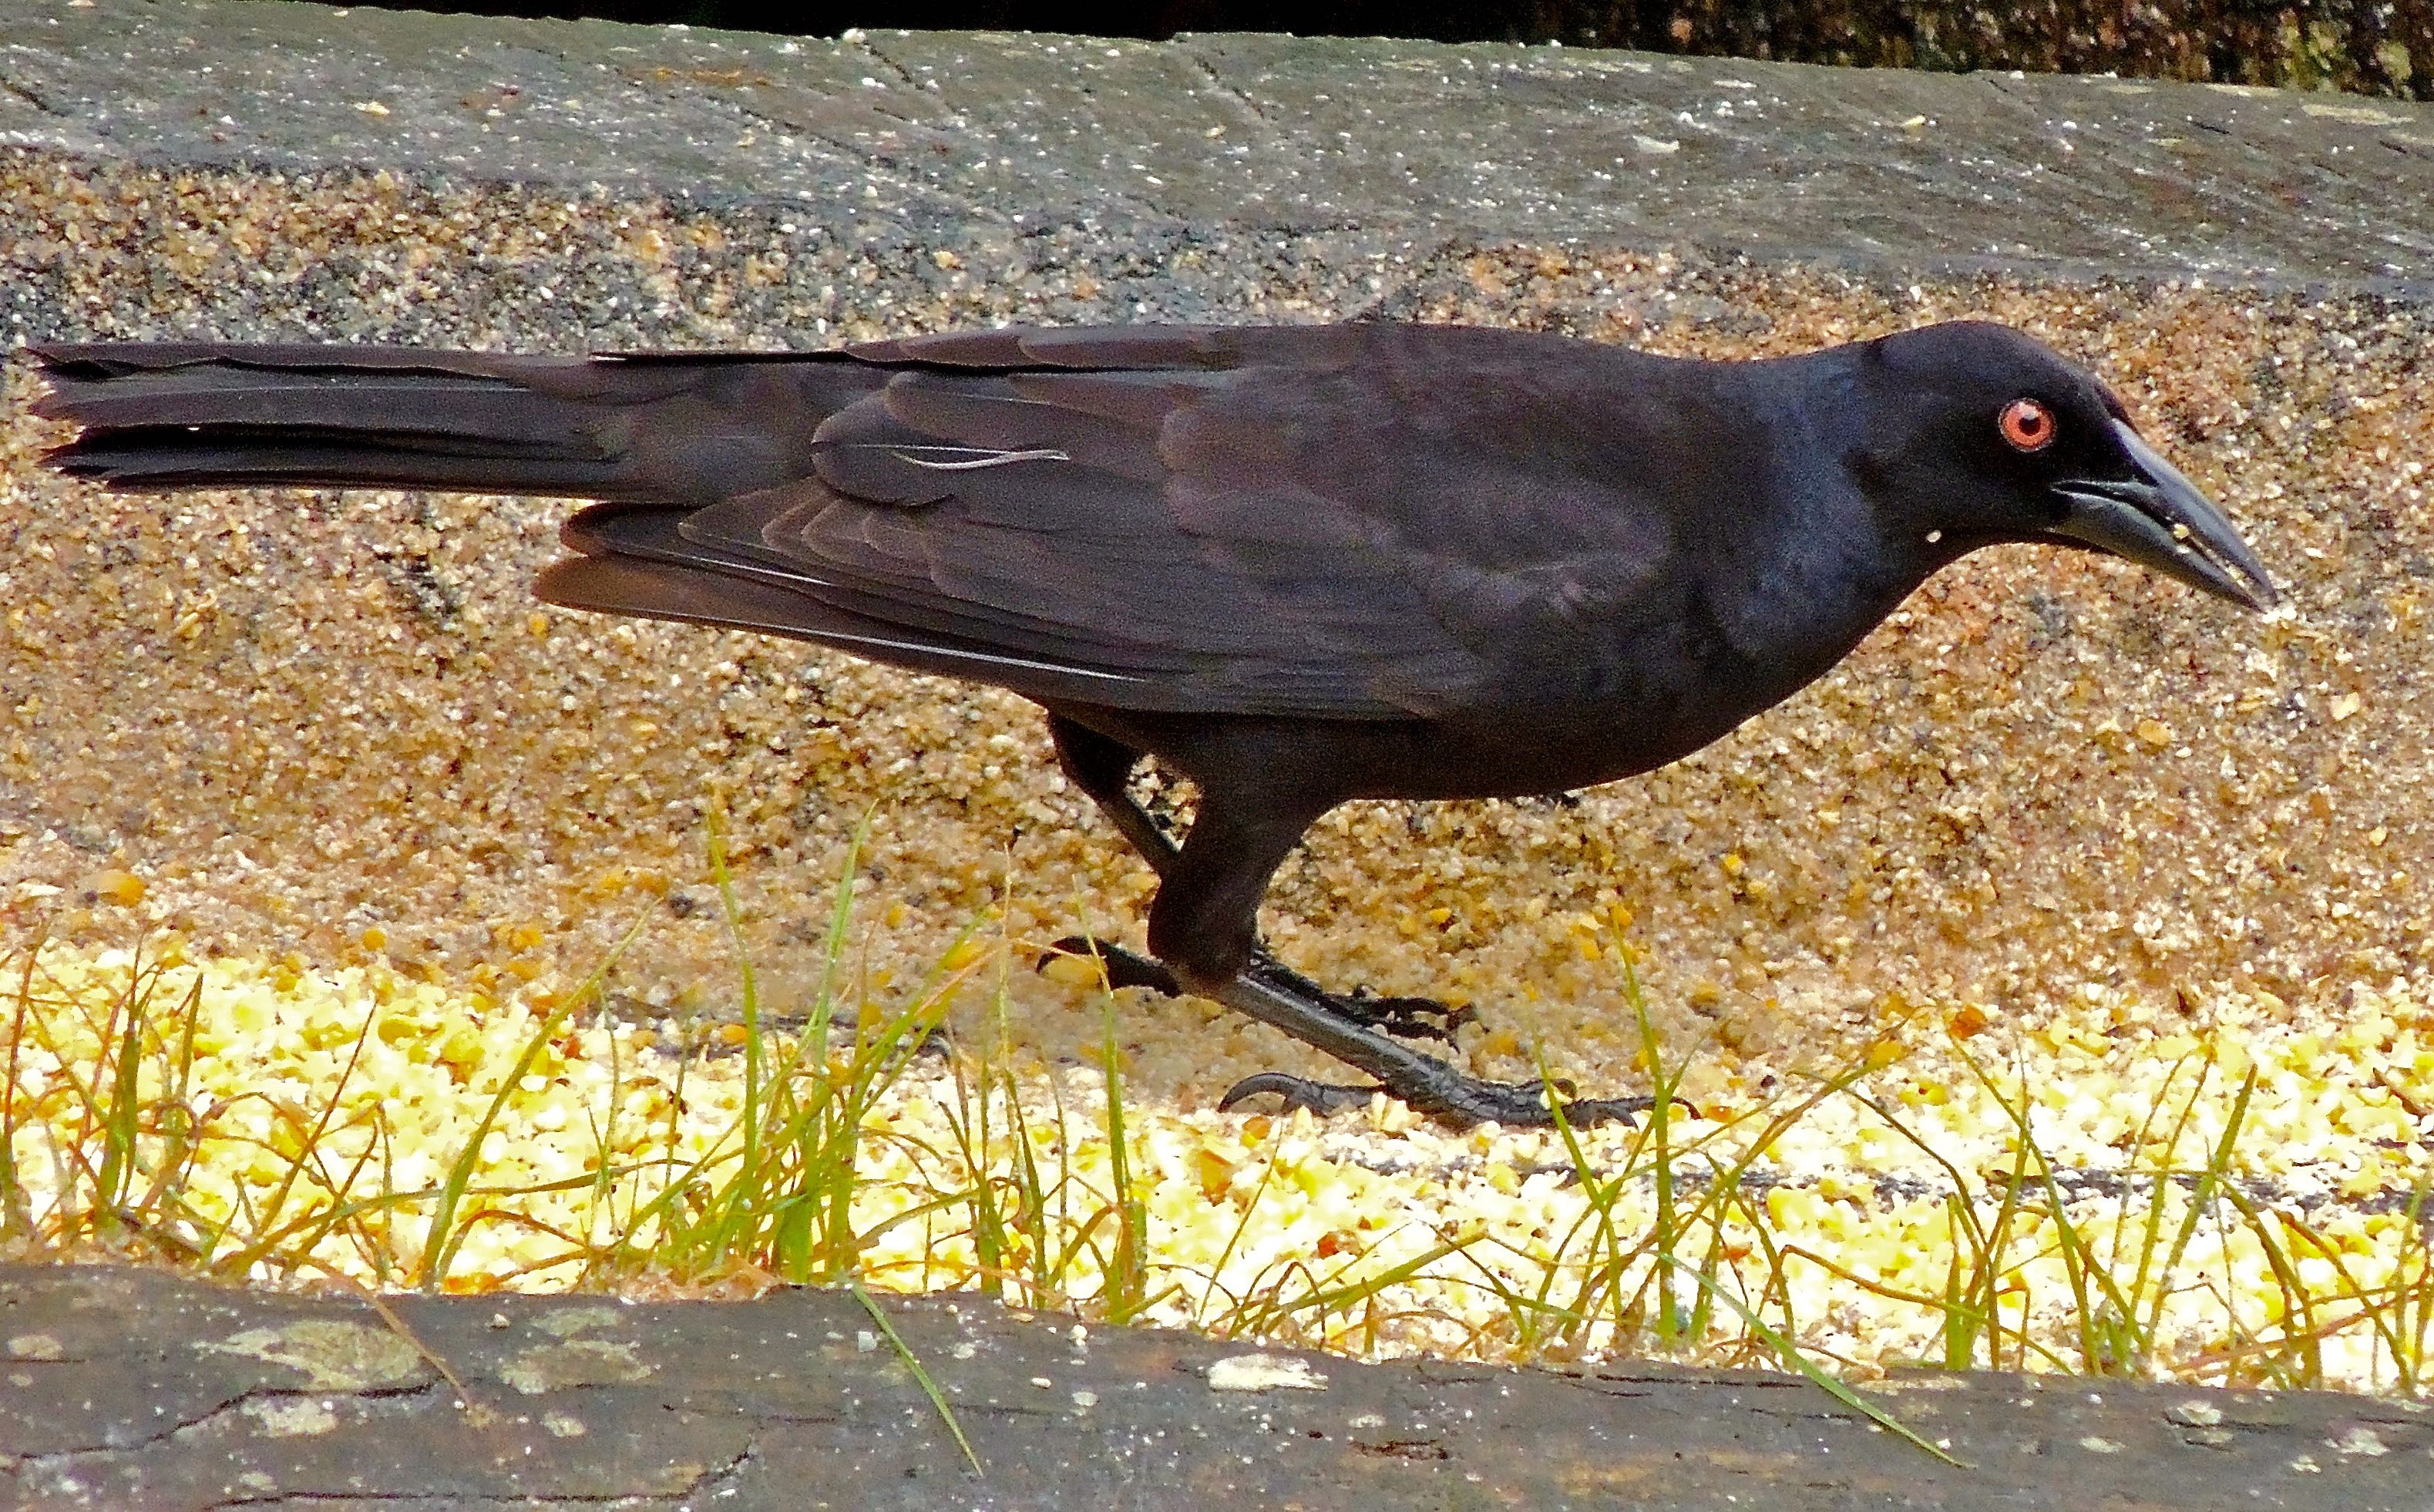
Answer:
1999, 398, 2056, 452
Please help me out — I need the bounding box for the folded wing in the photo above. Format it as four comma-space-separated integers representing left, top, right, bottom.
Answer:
543, 324, 1681, 719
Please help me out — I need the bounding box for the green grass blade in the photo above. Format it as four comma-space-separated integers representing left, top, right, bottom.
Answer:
852, 1279, 981, 1475
419, 911, 650, 1288
1097, 986, 1148, 1325
1656, 1246, 1965, 1467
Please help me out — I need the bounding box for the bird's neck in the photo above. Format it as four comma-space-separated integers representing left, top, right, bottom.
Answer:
1693, 421, 1937, 681
1695, 364, 1944, 689
1709, 512, 1931, 689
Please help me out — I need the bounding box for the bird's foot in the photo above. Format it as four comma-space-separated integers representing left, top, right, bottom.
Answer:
1192, 969, 1678, 1131
1039, 936, 1473, 1044
1239, 955, 1476, 1043
1217, 1066, 1662, 1129
1328, 991, 1473, 1043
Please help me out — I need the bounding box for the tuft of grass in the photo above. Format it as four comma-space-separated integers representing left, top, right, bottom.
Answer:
420, 913, 651, 1289
586, 812, 977, 1292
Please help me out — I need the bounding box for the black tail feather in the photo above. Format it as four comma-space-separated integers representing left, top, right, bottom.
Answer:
29, 342, 861, 504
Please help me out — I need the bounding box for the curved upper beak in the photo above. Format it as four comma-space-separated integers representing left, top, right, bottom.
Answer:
2049, 419, 2278, 611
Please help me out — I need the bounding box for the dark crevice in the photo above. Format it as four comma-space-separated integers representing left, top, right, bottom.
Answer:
14, 1379, 449, 1464
849, 36, 925, 94
678, 1445, 763, 1503
1182, 47, 1273, 129
0, 72, 63, 116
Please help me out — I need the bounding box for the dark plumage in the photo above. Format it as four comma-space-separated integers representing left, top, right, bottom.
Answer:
32, 320, 2277, 1125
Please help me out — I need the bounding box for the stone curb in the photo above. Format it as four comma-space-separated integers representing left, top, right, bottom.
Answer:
5, 1263, 2427, 1509
3, 0, 2431, 287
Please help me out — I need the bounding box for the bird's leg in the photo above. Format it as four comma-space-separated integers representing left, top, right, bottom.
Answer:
1041, 717, 1470, 1042
1148, 795, 1654, 1130
1048, 715, 1182, 878
1205, 977, 1661, 1128
1044, 715, 1185, 993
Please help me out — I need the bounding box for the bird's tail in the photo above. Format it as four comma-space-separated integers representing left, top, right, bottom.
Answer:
29, 342, 865, 505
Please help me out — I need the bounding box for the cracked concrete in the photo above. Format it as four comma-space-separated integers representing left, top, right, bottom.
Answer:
0, 0, 2429, 286
5, 1264, 2431, 1510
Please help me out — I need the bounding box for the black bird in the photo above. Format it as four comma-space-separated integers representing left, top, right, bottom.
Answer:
31, 321, 2277, 1126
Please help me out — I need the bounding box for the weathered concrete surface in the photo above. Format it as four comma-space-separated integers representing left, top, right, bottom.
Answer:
1, 1262, 2426, 1510
1, 0, 2430, 285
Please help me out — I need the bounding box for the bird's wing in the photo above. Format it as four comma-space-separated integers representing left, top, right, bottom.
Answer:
571, 324, 1686, 719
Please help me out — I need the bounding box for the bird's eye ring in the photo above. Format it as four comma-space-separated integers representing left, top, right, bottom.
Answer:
1999, 398, 2056, 452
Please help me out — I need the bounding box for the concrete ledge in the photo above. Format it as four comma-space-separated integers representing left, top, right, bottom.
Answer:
2, 0, 2430, 286
5, 1262, 2429, 1509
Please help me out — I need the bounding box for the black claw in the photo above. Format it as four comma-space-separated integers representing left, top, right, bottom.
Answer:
1040, 936, 1181, 996
1218, 1073, 1382, 1117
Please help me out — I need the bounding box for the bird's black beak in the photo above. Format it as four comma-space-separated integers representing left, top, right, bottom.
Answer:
2048, 419, 2277, 610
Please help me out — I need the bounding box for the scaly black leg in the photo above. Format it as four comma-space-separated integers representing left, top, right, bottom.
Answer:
1239, 955, 1478, 1043
1141, 791, 1652, 1130
1045, 714, 1476, 1044
1041, 936, 1473, 1043
1050, 714, 1181, 878
1197, 973, 1660, 1128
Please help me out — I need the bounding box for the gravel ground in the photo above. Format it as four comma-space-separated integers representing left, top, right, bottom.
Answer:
2, 151, 2427, 1115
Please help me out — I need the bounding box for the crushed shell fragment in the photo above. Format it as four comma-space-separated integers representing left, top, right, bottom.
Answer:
1207, 1353, 1330, 1392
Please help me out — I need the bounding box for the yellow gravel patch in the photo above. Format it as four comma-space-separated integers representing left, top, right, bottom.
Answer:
8, 941, 2432, 1393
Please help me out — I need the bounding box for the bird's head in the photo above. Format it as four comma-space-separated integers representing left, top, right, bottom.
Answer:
1847, 321, 2277, 611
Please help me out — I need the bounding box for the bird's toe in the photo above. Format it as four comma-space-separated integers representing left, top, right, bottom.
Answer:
1217, 1072, 1383, 1117
1038, 936, 1182, 996
1333, 989, 1478, 1044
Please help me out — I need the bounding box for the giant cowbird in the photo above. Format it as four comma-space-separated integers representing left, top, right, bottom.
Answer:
32, 321, 2276, 1126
